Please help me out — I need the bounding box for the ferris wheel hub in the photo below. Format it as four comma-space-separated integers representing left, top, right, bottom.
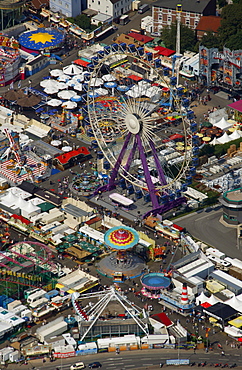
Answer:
125, 113, 140, 134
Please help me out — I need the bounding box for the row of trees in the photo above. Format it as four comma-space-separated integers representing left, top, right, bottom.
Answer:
162, 0, 242, 53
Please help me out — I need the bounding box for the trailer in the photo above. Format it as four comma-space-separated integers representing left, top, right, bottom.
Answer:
36, 317, 68, 343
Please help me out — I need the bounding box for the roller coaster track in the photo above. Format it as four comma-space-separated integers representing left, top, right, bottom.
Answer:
0, 277, 41, 288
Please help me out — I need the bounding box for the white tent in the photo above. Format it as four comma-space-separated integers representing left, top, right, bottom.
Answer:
95, 88, 108, 96
73, 83, 83, 92
210, 137, 221, 145
57, 82, 68, 90
40, 79, 59, 88
44, 86, 59, 95
195, 291, 209, 305
89, 78, 103, 87
47, 99, 62, 107
61, 101, 77, 109
63, 64, 83, 76
207, 294, 220, 305
214, 117, 232, 131
225, 296, 242, 312
1, 189, 19, 207
15, 195, 28, 210
58, 90, 77, 100
102, 74, 116, 82
50, 69, 63, 77
229, 130, 241, 140
217, 132, 231, 144
57, 74, 71, 82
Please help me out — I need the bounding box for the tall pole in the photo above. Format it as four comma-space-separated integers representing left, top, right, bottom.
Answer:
176, 4, 182, 56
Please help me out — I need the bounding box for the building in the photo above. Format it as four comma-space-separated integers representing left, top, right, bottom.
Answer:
199, 45, 242, 89
49, 0, 82, 17
152, 0, 216, 36
220, 188, 242, 225
196, 15, 221, 40
87, 0, 133, 20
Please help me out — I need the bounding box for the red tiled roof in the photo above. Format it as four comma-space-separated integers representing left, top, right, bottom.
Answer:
128, 32, 154, 44
196, 16, 221, 33
127, 74, 143, 81
56, 147, 90, 165
151, 312, 173, 327
11, 214, 31, 225
154, 46, 175, 57
74, 59, 90, 67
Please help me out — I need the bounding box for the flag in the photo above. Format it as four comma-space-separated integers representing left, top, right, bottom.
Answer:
18, 80, 21, 89
205, 328, 211, 338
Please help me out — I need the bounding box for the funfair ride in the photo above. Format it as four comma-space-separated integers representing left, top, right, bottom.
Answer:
87, 49, 197, 217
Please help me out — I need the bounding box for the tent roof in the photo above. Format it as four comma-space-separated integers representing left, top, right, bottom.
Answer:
151, 312, 173, 327
229, 130, 241, 140
204, 302, 238, 321
210, 137, 220, 145
228, 99, 242, 113
214, 117, 232, 130
217, 132, 231, 144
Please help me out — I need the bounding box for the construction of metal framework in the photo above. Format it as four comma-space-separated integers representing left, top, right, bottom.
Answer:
71, 286, 149, 342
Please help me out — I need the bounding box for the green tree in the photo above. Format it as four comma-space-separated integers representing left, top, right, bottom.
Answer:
162, 22, 196, 53
218, 3, 242, 47
200, 31, 220, 49
217, 0, 227, 7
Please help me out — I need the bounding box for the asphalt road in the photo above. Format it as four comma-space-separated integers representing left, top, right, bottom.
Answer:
12, 347, 242, 370
175, 207, 239, 257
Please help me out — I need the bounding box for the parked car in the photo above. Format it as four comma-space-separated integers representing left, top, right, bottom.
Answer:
88, 362, 102, 369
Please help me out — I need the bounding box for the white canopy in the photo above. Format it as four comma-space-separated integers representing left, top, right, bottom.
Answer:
73, 83, 83, 92
57, 82, 68, 90
95, 88, 109, 96
72, 74, 85, 82
47, 99, 62, 107
44, 86, 59, 95
89, 77, 103, 87
57, 74, 71, 82
229, 130, 241, 140
214, 117, 232, 130
63, 64, 83, 75
102, 74, 116, 82
58, 90, 77, 100
217, 132, 231, 144
207, 294, 220, 305
50, 69, 63, 77
195, 291, 209, 305
225, 296, 242, 312
61, 101, 77, 109
40, 79, 59, 88
210, 137, 221, 145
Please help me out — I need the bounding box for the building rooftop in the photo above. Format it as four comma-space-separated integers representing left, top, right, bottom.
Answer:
152, 0, 213, 13
196, 15, 221, 33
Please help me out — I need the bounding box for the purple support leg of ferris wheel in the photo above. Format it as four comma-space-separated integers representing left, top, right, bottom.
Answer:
107, 132, 132, 190
149, 140, 167, 186
123, 136, 138, 174
136, 134, 159, 209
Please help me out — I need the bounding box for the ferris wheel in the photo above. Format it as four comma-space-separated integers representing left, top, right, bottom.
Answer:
87, 47, 197, 217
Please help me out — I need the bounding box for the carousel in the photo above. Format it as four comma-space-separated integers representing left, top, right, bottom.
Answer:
96, 226, 147, 280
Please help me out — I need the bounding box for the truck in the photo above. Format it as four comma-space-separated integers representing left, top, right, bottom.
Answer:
138, 4, 149, 14
119, 15, 129, 25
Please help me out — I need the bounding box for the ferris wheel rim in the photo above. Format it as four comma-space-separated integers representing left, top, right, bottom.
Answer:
87, 51, 193, 191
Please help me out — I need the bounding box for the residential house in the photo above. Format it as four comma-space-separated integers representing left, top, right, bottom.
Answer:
87, 0, 132, 20
152, 0, 216, 35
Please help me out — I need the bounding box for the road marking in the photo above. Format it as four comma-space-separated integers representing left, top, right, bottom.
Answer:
194, 214, 209, 221
142, 364, 154, 366
125, 365, 135, 368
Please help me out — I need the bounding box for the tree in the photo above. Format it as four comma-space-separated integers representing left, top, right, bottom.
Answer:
200, 31, 220, 49
217, 0, 227, 7
161, 22, 196, 53
67, 14, 97, 32
218, 3, 242, 47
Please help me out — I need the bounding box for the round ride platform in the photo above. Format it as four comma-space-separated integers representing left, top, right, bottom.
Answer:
141, 272, 171, 290
96, 251, 147, 279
